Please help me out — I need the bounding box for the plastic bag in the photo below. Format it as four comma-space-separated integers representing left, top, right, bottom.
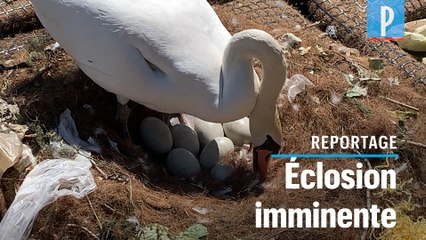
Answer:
0, 132, 22, 178
0, 154, 96, 240
57, 108, 101, 153
398, 20, 426, 52
0, 131, 37, 178
282, 74, 314, 107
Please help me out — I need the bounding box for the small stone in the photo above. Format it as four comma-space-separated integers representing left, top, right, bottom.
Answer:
326, 25, 337, 39
294, 24, 302, 31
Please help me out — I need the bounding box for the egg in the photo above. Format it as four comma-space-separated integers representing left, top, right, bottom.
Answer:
166, 148, 201, 178
199, 137, 234, 171
170, 124, 200, 155
139, 117, 173, 154
222, 117, 251, 147
210, 164, 234, 182
193, 118, 224, 148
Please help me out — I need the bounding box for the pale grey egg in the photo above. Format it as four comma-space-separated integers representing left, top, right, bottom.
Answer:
139, 117, 173, 154
171, 124, 200, 155
210, 164, 234, 182
166, 148, 201, 178
199, 137, 234, 171
222, 117, 251, 147
194, 118, 224, 148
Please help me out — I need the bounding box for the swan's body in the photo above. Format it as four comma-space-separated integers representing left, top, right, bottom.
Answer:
32, 0, 256, 121
31, 0, 286, 180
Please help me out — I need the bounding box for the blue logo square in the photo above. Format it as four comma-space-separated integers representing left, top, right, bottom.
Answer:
367, 0, 405, 40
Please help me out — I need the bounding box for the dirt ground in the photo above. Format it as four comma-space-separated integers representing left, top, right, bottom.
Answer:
0, 0, 425, 239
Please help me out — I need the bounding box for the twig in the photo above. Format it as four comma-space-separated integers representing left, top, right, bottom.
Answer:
399, 139, 426, 149
67, 224, 100, 240
128, 174, 134, 208
102, 203, 125, 216
379, 96, 420, 112
16, 65, 52, 92
0, 44, 25, 55
90, 159, 108, 179
86, 196, 102, 230
304, 21, 321, 29
23, 133, 37, 138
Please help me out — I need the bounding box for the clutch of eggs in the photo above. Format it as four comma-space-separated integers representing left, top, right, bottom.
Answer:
139, 116, 251, 181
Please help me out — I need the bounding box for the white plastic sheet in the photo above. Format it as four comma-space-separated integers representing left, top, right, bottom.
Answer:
283, 74, 314, 103
0, 132, 22, 178
0, 154, 96, 240
57, 109, 101, 153
282, 74, 314, 110
398, 21, 426, 52
0, 131, 36, 178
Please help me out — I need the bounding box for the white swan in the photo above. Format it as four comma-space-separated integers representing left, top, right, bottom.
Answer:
31, 0, 286, 181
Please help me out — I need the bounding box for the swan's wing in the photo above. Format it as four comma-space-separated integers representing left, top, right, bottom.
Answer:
31, 0, 230, 111
34, 0, 230, 79
128, 0, 231, 75
109, 0, 232, 81
99, 0, 232, 107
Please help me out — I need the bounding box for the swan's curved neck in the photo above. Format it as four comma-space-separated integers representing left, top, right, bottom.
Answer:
221, 29, 286, 146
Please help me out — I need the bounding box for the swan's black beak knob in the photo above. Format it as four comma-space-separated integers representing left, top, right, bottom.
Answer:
253, 135, 280, 182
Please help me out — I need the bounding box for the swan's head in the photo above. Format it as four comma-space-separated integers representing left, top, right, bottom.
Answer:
251, 110, 282, 182
253, 135, 280, 181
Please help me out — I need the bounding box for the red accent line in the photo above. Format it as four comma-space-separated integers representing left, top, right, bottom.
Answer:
368, 38, 405, 41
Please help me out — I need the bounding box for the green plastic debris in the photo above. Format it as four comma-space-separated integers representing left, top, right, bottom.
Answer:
346, 85, 368, 98
350, 99, 372, 117
369, 58, 385, 71
138, 224, 170, 240
175, 224, 208, 240
394, 111, 418, 121
137, 224, 208, 240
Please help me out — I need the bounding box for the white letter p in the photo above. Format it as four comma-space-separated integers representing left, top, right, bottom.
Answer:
381, 6, 394, 37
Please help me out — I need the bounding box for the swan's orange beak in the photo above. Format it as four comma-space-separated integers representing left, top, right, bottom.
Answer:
253, 136, 280, 182
255, 149, 272, 181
